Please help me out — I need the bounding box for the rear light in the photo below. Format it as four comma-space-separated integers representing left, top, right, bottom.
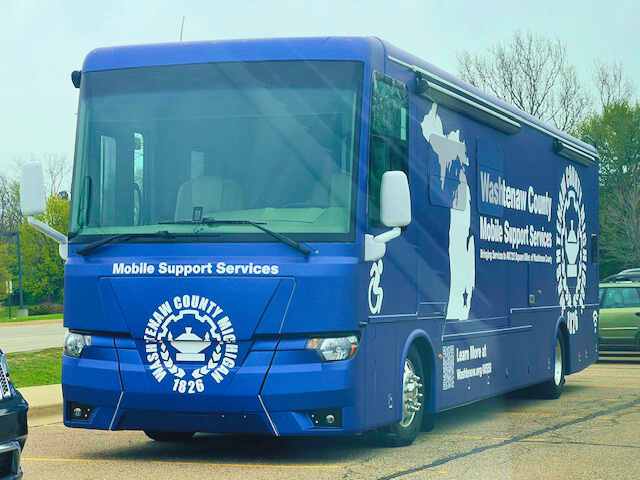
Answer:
305, 335, 358, 362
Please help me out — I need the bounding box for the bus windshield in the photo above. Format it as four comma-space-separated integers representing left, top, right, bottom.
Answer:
69, 60, 363, 243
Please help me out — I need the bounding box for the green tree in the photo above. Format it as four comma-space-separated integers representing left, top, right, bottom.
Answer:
0, 243, 12, 303
576, 102, 640, 278
0, 174, 21, 231
20, 194, 70, 303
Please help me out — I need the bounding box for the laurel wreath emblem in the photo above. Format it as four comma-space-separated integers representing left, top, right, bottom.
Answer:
143, 295, 239, 396
191, 343, 222, 380
159, 341, 185, 378
556, 165, 587, 334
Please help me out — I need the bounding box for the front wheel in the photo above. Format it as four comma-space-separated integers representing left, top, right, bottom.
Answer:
535, 332, 565, 399
375, 345, 426, 447
144, 431, 195, 442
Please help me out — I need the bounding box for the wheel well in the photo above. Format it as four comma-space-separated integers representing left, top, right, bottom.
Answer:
558, 322, 570, 373
411, 336, 434, 408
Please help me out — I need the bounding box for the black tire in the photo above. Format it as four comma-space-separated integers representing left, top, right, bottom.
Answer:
420, 413, 435, 432
535, 332, 565, 399
376, 345, 426, 447
144, 430, 196, 442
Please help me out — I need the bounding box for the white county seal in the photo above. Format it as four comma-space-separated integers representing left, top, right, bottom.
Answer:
556, 165, 587, 335
143, 294, 239, 394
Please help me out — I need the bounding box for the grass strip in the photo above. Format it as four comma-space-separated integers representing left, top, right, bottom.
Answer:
5, 347, 62, 388
0, 313, 63, 324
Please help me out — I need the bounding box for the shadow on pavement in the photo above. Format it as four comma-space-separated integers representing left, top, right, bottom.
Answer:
562, 383, 591, 394
82, 385, 588, 464
90, 432, 371, 464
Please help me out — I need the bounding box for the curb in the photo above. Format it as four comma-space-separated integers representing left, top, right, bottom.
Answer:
19, 384, 63, 420
0, 319, 63, 328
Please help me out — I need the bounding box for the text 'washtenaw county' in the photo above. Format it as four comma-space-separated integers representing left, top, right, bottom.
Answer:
112, 262, 280, 276
480, 171, 553, 221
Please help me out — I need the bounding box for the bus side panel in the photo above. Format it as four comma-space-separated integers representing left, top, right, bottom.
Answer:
405, 77, 599, 412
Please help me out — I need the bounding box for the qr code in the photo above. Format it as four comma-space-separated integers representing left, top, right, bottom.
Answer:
442, 345, 455, 391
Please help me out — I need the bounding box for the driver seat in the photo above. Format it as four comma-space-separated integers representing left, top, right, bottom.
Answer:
309, 172, 351, 207
174, 176, 243, 221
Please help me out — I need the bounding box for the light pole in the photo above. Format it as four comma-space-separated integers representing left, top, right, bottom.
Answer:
1, 231, 24, 310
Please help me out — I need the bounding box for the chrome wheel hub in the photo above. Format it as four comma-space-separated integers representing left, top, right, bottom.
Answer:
554, 339, 563, 386
400, 358, 423, 427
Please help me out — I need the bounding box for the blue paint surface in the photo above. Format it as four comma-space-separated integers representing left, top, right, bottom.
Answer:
62, 37, 600, 436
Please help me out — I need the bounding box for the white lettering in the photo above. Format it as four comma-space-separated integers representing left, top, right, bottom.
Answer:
480, 171, 552, 220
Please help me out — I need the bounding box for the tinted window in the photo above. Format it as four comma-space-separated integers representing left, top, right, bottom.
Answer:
368, 72, 408, 226
602, 287, 640, 308
133, 132, 144, 226
70, 61, 363, 242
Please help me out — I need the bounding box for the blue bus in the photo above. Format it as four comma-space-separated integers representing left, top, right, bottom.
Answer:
21, 37, 600, 446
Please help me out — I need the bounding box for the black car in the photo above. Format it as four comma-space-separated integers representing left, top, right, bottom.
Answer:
0, 349, 28, 480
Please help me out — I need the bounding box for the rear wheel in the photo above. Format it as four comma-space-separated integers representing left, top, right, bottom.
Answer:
376, 345, 426, 447
144, 431, 195, 442
536, 332, 565, 399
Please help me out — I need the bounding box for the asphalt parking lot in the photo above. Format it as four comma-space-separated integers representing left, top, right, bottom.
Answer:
22, 354, 640, 480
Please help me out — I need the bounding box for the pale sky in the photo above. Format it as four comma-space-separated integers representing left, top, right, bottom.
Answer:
1, 0, 638, 177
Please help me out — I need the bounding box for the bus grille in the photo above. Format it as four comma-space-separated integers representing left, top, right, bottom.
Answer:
0, 450, 12, 477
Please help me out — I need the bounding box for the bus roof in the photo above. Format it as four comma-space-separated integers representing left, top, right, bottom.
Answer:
82, 36, 380, 72
81, 36, 598, 158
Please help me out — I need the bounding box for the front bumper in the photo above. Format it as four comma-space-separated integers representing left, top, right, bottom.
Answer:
62, 339, 365, 436
0, 391, 28, 480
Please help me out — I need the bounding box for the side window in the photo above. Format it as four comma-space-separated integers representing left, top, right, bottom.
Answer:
603, 287, 640, 308
133, 132, 144, 225
100, 135, 117, 225
599, 288, 605, 307
591, 234, 598, 264
622, 288, 640, 307
368, 72, 408, 225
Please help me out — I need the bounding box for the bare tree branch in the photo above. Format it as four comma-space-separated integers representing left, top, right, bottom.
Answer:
457, 30, 592, 132
0, 173, 21, 231
603, 182, 640, 267
11, 153, 72, 197
592, 59, 636, 108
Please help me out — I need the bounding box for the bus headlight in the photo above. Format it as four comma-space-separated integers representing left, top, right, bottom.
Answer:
306, 335, 358, 362
64, 331, 91, 358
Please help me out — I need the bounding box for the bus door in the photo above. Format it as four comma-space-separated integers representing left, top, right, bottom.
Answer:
365, 73, 417, 425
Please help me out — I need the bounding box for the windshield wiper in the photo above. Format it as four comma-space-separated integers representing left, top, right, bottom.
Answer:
75, 231, 218, 256
160, 218, 317, 257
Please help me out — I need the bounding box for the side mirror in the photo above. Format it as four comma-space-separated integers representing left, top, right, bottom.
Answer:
380, 171, 411, 227
20, 162, 68, 260
20, 162, 46, 216
71, 70, 82, 89
365, 171, 412, 262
